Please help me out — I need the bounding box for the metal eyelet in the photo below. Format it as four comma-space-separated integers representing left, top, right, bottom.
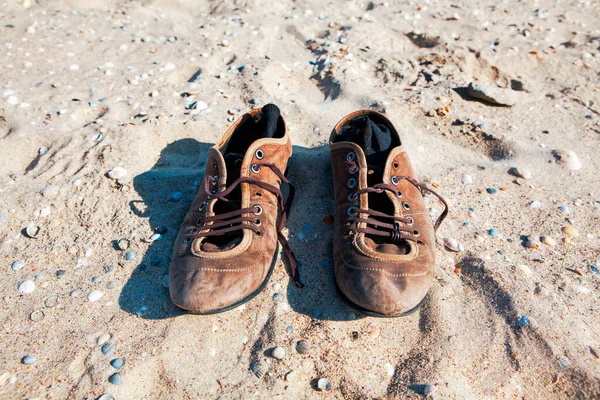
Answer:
413, 230, 420, 237
391, 176, 399, 186
255, 149, 264, 159
395, 191, 403, 198
349, 165, 358, 174
195, 217, 203, 226
347, 177, 357, 188
406, 216, 414, 226
347, 206, 357, 217
348, 192, 358, 201
256, 230, 263, 237
253, 218, 261, 226
184, 237, 192, 243
212, 175, 219, 184
198, 202, 207, 211
189, 227, 198, 234
346, 152, 356, 161
402, 201, 410, 211
251, 164, 261, 174
253, 205, 263, 215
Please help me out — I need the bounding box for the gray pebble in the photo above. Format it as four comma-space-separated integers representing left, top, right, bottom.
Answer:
467, 82, 516, 106
30, 310, 45, 322
70, 290, 81, 297
56, 269, 66, 277
125, 251, 136, 261
25, 223, 40, 238
11, 260, 25, 271
296, 340, 310, 354
273, 293, 284, 302
110, 358, 124, 369
509, 167, 531, 180
108, 373, 122, 385
104, 265, 115, 274
317, 378, 331, 391
101, 341, 116, 356
117, 238, 130, 251
423, 384, 438, 396
22, 355, 36, 365
170, 192, 183, 202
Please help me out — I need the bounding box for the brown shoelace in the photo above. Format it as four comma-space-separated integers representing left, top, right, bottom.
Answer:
188, 162, 304, 288
346, 160, 448, 245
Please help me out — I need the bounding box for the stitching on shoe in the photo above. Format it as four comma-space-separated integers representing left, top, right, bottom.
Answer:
175, 260, 261, 273
338, 249, 427, 277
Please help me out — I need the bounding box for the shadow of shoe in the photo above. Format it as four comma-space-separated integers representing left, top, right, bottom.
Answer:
285, 144, 365, 321
118, 138, 212, 319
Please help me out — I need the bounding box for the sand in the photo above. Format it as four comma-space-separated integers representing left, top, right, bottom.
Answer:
1, 0, 599, 398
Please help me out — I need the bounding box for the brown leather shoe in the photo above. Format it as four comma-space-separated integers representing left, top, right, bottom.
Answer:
169, 104, 302, 314
329, 110, 448, 317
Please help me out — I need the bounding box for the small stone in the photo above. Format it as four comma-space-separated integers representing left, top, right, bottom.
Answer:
106, 281, 118, 290
110, 358, 124, 369
11, 260, 25, 271
541, 236, 556, 246
101, 341, 116, 356
296, 340, 310, 354
590, 347, 600, 360
88, 290, 104, 302
30, 310, 45, 322
40, 185, 58, 198
125, 251, 136, 261
149, 233, 162, 242
271, 346, 285, 360
273, 293, 284, 302
509, 167, 532, 179
423, 384, 438, 396
562, 225, 578, 237
104, 265, 115, 274
553, 149, 582, 170
519, 315, 529, 327
486, 188, 498, 194
467, 82, 516, 106
488, 228, 501, 238
18, 280, 35, 294
524, 238, 540, 249
443, 237, 461, 252
21, 355, 36, 365
317, 378, 332, 391
108, 373, 122, 385
558, 205, 569, 213
56, 269, 66, 277
97, 333, 111, 346
117, 238, 130, 251
107, 167, 128, 180
227, 109, 239, 115
529, 200, 542, 209
25, 224, 40, 238
516, 264, 532, 275
70, 290, 82, 296
285, 326, 294, 334
170, 192, 183, 202
44, 295, 58, 308
161, 275, 169, 288
460, 174, 472, 184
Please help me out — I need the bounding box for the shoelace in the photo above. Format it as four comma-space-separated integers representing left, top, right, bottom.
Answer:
188, 162, 304, 288
345, 160, 448, 245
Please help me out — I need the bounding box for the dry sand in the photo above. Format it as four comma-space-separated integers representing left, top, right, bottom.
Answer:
1, 0, 600, 398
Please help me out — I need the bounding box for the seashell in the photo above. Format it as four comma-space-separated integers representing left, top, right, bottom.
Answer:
443, 237, 461, 252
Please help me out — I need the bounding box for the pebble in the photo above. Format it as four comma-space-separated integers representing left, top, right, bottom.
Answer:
272, 293, 284, 302
170, 192, 183, 202
101, 341, 116, 356
18, 280, 35, 294
553, 149, 582, 170
516, 264, 532, 275
108, 373, 122, 385
423, 384, 438, 396
88, 290, 104, 302
317, 378, 332, 391
524, 238, 539, 249
590, 347, 600, 360
384, 363, 395, 377
106, 281, 118, 290
529, 200, 542, 209
562, 225, 578, 237
271, 346, 285, 360
519, 315, 529, 327
460, 174, 472, 184
97, 333, 111, 346
104, 265, 115, 274
443, 237, 461, 252
296, 340, 310, 354
161, 275, 169, 288
70, 290, 81, 296
149, 233, 162, 242
21, 355, 36, 365
509, 167, 531, 180
30, 310, 45, 322
44, 295, 58, 308
486, 188, 497, 194
40, 185, 58, 198
25, 223, 40, 238
125, 251, 136, 261
11, 260, 25, 271
467, 82, 516, 106
488, 228, 501, 238
110, 358, 124, 369
558, 205, 569, 213
541, 236, 556, 246
107, 167, 128, 180
285, 326, 294, 334
117, 238, 130, 251
97, 394, 115, 400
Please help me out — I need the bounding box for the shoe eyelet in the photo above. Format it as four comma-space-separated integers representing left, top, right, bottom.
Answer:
256, 230, 263, 237
395, 191, 403, 198
195, 217, 203, 226
346, 152, 356, 161
255, 149, 264, 160
253, 218, 261, 226
349, 165, 358, 174
347, 206, 357, 217
212, 175, 219, 184
251, 164, 261, 174
402, 201, 410, 211
198, 202, 207, 211
253, 205, 263, 215
347, 177, 357, 188
413, 230, 420, 237
391, 176, 399, 186
189, 227, 198, 234
406, 216, 414, 226
184, 237, 192, 243
348, 192, 358, 201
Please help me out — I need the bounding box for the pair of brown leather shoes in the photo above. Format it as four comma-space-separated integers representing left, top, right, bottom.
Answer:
168, 104, 448, 317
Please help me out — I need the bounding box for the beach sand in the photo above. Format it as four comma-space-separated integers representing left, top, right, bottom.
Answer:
1, 0, 599, 398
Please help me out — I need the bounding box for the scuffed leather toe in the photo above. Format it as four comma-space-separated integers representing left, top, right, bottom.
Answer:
169, 257, 256, 313
338, 267, 432, 316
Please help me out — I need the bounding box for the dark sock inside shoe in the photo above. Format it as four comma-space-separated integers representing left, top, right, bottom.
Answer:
334, 114, 410, 255
201, 104, 283, 252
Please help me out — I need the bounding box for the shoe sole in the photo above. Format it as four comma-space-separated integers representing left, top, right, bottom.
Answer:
335, 279, 426, 318
185, 243, 279, 315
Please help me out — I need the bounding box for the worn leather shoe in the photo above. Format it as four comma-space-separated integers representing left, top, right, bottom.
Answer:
329, 110, 448, 317
169, 104, 302, 314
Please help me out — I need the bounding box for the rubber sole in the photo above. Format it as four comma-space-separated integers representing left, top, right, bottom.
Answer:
184, 244, 279, 315
335, 279, 426, 318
